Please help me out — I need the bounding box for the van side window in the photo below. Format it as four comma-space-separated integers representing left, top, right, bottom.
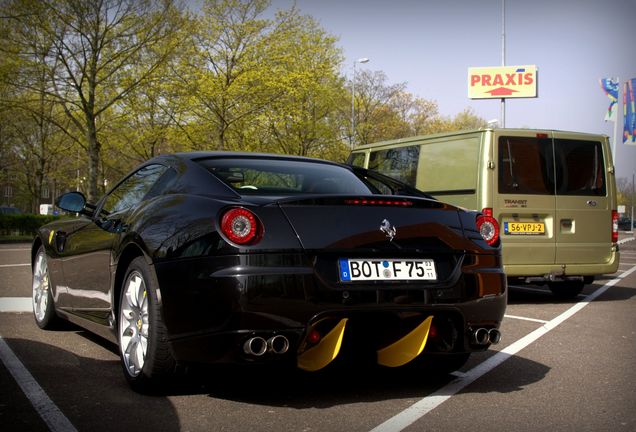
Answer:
419, 138, 480, 194
348, 152, 366, 167
498, 137, 554, 195
368, 146, 419, 185
554, 139, 606, 196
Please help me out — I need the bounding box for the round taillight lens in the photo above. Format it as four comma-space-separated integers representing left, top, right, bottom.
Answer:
220, 208, 261, 245
476, 214, 500, 246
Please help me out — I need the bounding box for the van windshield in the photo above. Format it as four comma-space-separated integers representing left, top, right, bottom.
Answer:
367, 146, 419, 185
498, 136, 606, 196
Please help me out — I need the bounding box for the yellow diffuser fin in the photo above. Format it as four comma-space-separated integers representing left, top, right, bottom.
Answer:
377, 316, 433, 367
297, 318, 348, 372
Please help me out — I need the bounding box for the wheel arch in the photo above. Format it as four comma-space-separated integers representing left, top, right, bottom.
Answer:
113, 243, 152, 314
31, 236, 44, 268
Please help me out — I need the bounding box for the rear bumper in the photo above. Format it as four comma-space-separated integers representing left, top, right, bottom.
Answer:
503, 249, 620, 278
153, 252, 506, 366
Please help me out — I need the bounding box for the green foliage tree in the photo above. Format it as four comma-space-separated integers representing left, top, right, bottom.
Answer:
252, 9, 347, 160
173, 0, 277, 151
1, 0, 185, 201
416, 107, 487, 136
0, 3, 74, 211
169, 0, 349, 161
0, 0, 489, 207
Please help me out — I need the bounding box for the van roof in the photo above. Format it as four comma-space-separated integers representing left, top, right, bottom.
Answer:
351, 128, 610, 150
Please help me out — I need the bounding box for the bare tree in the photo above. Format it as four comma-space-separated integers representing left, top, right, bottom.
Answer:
352, 69, 406, 145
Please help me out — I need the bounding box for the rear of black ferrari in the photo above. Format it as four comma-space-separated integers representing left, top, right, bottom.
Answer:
154, 156, 506, 374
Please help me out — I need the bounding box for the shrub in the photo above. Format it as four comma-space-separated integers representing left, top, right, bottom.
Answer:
0, 214, 61, 237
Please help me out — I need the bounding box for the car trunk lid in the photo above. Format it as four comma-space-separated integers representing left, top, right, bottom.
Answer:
272, 196, 471, 288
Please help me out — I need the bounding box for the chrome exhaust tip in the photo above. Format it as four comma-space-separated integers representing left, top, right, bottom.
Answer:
243, 337, 268, 356
268, 335, 290, 355
472, 328, 490, 345
488, 329, 502, 345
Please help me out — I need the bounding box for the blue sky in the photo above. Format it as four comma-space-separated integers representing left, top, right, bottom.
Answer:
271, 0, 636, 181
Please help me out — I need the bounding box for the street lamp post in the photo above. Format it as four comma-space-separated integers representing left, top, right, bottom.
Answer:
630, 173, 636, 231
351, 57, 369, 148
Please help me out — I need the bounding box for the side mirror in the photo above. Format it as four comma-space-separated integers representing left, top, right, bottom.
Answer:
56, 192, 87, 214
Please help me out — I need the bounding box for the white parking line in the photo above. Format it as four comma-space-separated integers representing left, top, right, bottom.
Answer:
504, 314, 549, 324
0, 337, 78, 432
0, 297, 32, 312
0, 263, 30, 268
370, 264, 636, 432
0, 248, 30, 252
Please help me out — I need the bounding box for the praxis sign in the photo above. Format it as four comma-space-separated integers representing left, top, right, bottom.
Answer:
468, 65, 538, 99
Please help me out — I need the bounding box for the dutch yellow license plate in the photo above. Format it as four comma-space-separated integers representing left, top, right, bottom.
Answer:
504, 222, 545, 235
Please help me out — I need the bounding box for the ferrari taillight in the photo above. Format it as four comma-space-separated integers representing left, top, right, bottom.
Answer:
220, 207, 262, 245
612, 210, 619, 243
344, 199, 413, 207
476, 208, 500, 246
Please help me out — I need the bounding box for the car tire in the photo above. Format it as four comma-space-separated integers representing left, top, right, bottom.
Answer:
548, 280, 584, 299
32, 246, 60, 329
118, 257, 175, 393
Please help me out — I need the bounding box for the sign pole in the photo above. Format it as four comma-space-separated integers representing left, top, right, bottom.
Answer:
612, 77, 619, 159
500, 0, 506, 127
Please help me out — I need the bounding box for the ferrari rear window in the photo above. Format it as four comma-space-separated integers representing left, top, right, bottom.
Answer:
197, 158, 374, 196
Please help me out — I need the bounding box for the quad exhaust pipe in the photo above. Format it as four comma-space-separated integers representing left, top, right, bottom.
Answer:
243, 335, 290, 356
268, 334, 290, 354
471, 328, 501, 346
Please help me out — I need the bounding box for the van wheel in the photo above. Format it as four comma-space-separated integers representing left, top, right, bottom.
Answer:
548, 280, 584, 299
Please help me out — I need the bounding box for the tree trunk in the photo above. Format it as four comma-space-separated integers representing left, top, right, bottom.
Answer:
86, 118, 100, 202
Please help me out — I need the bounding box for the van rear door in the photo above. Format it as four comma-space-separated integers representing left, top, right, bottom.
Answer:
495, 131, 557, 268
552, 133, 614, 266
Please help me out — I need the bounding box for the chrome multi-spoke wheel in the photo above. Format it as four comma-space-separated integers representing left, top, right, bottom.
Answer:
118, 257, 175, 392
119, 270, 149, 378
32, 247, 58, 329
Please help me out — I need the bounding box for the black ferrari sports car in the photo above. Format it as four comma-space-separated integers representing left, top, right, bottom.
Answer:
32, 152, 506, 392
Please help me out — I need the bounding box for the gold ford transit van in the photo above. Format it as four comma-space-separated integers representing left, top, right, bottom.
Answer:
348, 129, 619, 297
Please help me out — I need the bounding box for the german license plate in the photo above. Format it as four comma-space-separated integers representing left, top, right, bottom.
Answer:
338, 258, 437, 282
504, 222, 545, 235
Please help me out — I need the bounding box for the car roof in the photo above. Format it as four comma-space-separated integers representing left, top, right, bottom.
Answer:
170, 151, 346, 166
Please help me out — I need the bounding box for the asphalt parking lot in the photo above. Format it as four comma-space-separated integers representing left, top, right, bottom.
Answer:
1, 236, 636, 432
